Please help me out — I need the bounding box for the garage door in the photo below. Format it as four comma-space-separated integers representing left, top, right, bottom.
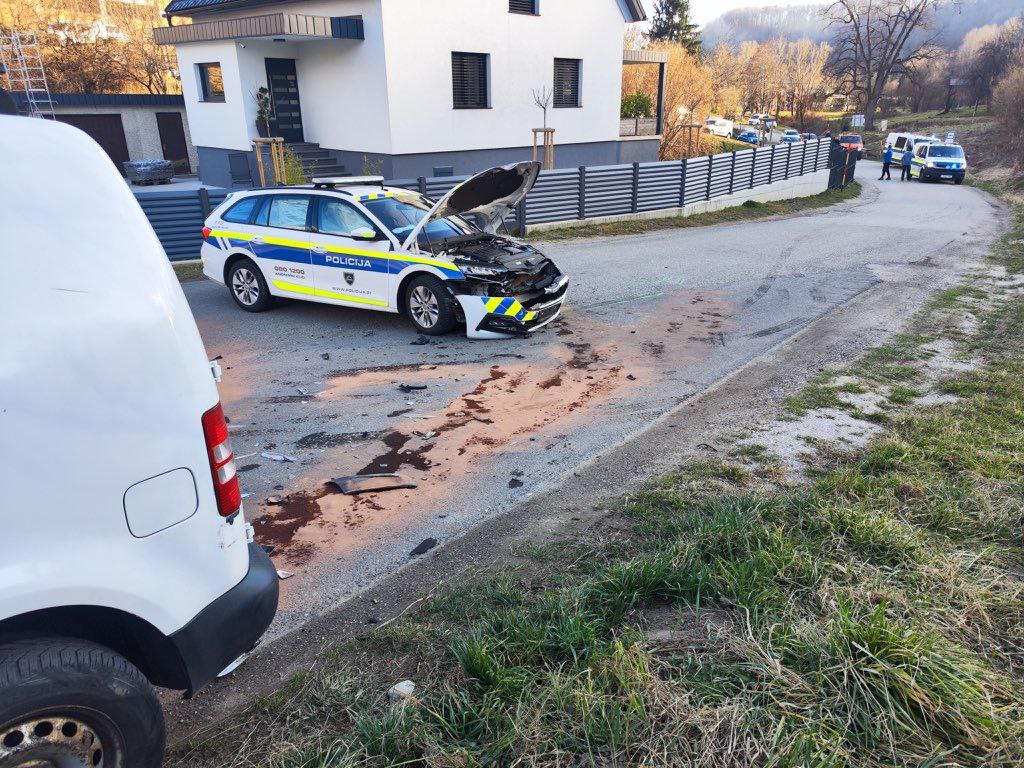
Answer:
56, 114, 130, 174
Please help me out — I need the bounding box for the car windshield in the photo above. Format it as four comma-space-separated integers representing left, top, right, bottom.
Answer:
839, 135, 861, 144
364, 194, 477, 246
929, 145, 964, 158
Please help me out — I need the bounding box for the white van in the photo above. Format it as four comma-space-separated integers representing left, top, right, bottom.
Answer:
705, 117, 734, 137
884, 131, 937, 154
0, 114, 278, 766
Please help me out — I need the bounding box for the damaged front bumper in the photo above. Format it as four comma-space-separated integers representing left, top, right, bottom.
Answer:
455, 275, 569, 339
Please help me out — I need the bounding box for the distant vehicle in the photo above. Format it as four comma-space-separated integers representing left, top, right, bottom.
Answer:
799, 132, 817, 141
705, 117, 734, 137
884, 131, 937, 154
910, 142, 966, 184
780, 129, 801, 143
737, 129, 760, 145
748, 113, 771, 126
1, 115, 279, 767
837, 133, 864, 158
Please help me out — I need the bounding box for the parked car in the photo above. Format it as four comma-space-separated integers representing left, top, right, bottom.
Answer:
748, 113, 771, 126
704, 117, 734, 137
201, 162, 569, 339
798, 132, 817, 141
910, 142, 967, 184
780, 129, 801, 144
837, 133, 864, 158
737, 129, 760, 145
0, 115, 279, 768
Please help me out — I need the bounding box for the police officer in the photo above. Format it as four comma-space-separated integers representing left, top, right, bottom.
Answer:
901, 144, 914, 181
879, 144, 893, 180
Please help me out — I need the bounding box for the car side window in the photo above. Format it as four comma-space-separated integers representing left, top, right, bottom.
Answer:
267, 196, 311, 231
894, 137, 905, 150
253, 196, 271, 226
222, 196, 260, 224
916, 145, 928, 158
317, 198, 376, 237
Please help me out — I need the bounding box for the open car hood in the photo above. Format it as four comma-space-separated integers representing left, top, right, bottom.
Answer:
401, 161, 540, 251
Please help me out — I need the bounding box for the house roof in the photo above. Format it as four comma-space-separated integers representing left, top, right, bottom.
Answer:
165, 0, 648, 22
12, 92, 185, 107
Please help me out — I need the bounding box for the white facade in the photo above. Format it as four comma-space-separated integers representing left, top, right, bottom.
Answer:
166, 0, 649, 181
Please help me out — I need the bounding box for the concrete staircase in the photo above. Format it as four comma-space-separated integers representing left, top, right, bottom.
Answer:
286, 142, 349, 179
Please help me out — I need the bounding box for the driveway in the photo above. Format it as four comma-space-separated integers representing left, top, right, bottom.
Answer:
183, 167, 1000, 640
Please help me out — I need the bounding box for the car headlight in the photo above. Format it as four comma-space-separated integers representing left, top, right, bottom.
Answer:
460, 264, 505, 277
926, 160, 939, 167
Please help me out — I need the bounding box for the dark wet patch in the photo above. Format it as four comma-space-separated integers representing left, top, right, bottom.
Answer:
387, 408, 414, 418
538, 373, 563, 389
251, 487, 332, 556
357, 431, 436, 475
296, 430, 384, 449
237, 463, 260, 473
641, 341, 665, 358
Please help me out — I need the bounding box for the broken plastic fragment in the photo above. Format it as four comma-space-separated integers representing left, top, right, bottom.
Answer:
327, 474, 418, 495
399, 383, 427, 392
410, 537, 438, 557
389, 680, 417, 704
261, 452, 297, 462
276, 569, 294, 580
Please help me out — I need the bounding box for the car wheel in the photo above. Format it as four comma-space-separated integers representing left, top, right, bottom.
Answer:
917, 170, 927, 182
227, 258, 273, 312
954, 177, 964, 185
0, 639, 165, 768
405, 274, 458, 336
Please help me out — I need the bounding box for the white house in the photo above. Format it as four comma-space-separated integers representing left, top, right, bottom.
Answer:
155, 0, 663, 187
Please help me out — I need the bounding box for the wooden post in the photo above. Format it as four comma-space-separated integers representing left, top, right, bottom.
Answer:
252, 137, 287, 186
532, 128, 555, 170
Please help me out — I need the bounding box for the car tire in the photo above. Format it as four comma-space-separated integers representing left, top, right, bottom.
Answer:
227, 257, 274, 312
0, 639, 165, 768
954, 177, 964, 185
405, 274, 458, 336
918, 170, 927, 183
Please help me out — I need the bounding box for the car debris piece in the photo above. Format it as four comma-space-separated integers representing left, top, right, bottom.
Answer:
410, 537, 437, 557
508, 477, 524, 489
327, 474, 418, 495
266, 495, 283, 505
399, 383, 427, 392
389, 680, 417, 705
321, 352, 330, 360
410, 335, 431, 346
276, 570, 294, 580
296, 387, 308, 396
261, 452, 298, 463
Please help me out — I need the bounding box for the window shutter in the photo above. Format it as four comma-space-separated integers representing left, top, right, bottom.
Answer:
509, 0, 537, 13
452, 52, 489, 109
553, 58, 581, 108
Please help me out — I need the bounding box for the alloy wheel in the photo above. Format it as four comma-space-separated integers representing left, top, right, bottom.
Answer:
231, 267, 260, 306
409, 286, 439, 329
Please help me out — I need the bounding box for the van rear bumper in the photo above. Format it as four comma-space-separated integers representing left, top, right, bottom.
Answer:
169, 542, 279, 695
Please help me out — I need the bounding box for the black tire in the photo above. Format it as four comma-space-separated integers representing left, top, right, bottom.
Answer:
0, 639, 165, 768
226, 257, 274, 312
954, 177, 964, 185
404, 274, 459, 336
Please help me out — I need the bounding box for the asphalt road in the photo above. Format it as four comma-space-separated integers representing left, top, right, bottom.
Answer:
182, 167, 1000, 641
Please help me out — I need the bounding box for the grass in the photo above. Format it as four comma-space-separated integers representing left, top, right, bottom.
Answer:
171, 193, 1024, 768
173, 260, 204, 282
533, 181, 862, 242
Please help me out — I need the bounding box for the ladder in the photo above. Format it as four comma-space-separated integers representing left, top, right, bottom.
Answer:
0, 31, 55, 119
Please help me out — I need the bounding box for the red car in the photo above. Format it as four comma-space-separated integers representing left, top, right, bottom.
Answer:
837, 133, 864, 159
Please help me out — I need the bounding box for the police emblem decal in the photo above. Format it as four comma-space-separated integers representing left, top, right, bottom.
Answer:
344, 272, 355, 286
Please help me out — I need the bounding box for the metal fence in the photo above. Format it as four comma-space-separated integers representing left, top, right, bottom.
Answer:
140, 139, 831, 261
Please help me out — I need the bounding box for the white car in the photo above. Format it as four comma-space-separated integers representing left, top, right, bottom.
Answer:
1, 115, 277, 766
201, 162, 569, 339
910, 142, 967, 184
704, 117, 734, 137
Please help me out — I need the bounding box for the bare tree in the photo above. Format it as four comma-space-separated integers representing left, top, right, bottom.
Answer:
824, 0, 943, 129
531, 86, 551, 129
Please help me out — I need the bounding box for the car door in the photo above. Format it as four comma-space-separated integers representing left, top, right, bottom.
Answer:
309, 196, 393, 310
912, 144, 928, 177
252, 194, 314, 298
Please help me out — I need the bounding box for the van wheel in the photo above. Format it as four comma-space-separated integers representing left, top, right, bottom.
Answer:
954, 177, 964, 185
227, 258, 273, 312
917, 170, 927, 183
0, 639, 165, 768
405, 274, 458, 336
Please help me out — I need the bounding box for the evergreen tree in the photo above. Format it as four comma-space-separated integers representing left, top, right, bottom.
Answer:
649, 0, 702, 55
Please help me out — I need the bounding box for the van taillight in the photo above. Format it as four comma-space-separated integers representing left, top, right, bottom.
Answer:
202, 226, 212, 240
201, 403, 241, 516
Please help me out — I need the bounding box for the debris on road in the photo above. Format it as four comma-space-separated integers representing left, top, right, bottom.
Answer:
276, 569, 294, 580
266, 495, 283, 505
410, 537, 437, 557
508, 477, 524, 489
321, 352, 330, 360
261, 452, 297, 463
626, 374, 637, 381
414, 430, 437, 440
388, 408, 414, 418
399, 383, 427, 392
410, 335, 432, 346
328, 474, 418, 495
296, 387, 308, 396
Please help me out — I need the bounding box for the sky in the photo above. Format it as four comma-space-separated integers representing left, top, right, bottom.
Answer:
638, 0, 814, 27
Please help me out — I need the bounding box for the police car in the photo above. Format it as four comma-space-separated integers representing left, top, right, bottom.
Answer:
909, 142, 967, 184
201, 161, 568, 339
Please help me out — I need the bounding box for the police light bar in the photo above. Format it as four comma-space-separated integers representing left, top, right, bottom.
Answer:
312, 176, 385, 188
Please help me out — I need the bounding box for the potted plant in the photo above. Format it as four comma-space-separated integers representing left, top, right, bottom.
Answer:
254, 87, 273, 138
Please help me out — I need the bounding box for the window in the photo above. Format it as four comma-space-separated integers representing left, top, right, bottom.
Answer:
509, 0, 538, 14
317, 198, 376, 237
266, 196, 311, 230
197, 62, 224, 102
364, 195, 474, 246
452, 52, 489, 109
222, 196, 259, 224
553, 58, 581, 108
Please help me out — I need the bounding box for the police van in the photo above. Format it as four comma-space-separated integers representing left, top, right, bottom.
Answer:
910, 142, 967, 184
201, 162, 569, 339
